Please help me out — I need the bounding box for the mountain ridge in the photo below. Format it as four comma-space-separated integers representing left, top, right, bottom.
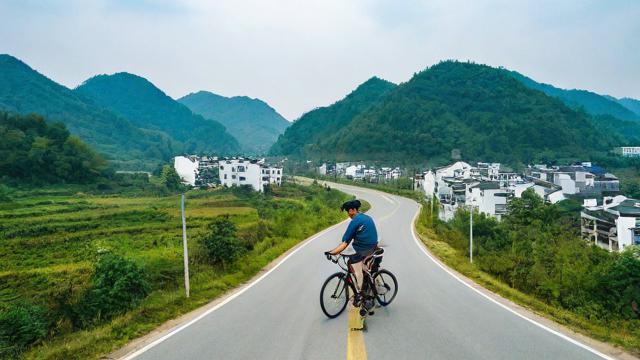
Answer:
75, 72, 240, 155
269, 76, 397, 158
271, 62, 618, 165
178, 90, 289, 154
0, 54, 176, 170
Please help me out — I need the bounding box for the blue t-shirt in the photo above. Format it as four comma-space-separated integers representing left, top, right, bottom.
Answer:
342, 213, 378, 253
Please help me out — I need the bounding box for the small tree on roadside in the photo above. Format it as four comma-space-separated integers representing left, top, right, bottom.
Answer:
160, 165, 184, 192
202, 216, 245, 268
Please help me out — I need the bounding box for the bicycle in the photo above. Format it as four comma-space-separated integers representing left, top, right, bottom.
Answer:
319, 248, 398, 319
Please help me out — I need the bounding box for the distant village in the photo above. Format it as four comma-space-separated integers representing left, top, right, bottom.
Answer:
171, 149, 640, 254
173, 155, 283, 193
317, 158, 640, 253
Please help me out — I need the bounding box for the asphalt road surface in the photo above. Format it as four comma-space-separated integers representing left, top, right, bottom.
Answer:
126, 182, 612, 360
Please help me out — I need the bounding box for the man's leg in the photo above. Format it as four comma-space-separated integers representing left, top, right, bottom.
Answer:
351, 261, 364, 293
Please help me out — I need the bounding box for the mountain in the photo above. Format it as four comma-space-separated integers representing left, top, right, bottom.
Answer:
75, 73, 240, 155
178, 91, 289, 154
0, 54, 175, 169
272, 61, 617, 165
617, 98, 640, 117
269, 77, 397, 158
509, 71, 640, 122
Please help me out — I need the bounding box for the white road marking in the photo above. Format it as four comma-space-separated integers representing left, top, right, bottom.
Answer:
119, 219, 348, 360
406, 202, 616, 360
381, 194, 395, 204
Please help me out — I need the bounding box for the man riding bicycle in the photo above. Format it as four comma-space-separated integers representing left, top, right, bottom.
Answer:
325, 199, 378, 305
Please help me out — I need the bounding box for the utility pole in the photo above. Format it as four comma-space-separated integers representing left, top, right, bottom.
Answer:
469, 207, 474, 264
181, 194, 190, 298
430, 195, 434, 225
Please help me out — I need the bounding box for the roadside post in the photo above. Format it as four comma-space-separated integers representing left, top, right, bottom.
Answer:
181, 193, 190, 298
469, 206, 474, 263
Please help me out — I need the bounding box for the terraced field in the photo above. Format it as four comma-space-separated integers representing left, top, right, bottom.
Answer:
0, 183, 351, 359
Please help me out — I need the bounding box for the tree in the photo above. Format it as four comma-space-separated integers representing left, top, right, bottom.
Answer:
160, 165, 184, 192
201, 216, 245, 268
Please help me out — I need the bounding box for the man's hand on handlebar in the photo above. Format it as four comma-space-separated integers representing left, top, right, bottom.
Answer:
324, 251, 332, 260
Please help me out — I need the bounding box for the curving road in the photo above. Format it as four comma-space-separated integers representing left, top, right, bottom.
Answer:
122, 182, 614, 360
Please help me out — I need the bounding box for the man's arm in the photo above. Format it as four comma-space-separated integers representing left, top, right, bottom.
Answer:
328, 242, 348, 255
326, 219, 357, 256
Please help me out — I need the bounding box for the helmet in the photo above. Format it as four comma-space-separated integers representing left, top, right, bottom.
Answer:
341, 199, 361, 211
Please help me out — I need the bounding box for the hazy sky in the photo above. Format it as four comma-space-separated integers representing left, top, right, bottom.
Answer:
1, 0, 638, 120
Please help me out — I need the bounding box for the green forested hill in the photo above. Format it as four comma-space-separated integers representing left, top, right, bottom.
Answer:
617, 97, 640, 117
269, 77, 396, 158
0, 111, 106, 184
0, 54, 175, 169
509, 71, 640, 122
178, 91, 289, 154
75, 73, 240, 155
272, 62, 618, 165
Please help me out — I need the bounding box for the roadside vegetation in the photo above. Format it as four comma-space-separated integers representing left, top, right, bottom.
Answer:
415, 191, 640, 355
0, 182, 352, 359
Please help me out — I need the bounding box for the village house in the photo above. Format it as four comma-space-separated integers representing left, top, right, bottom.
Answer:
615, 146, 640, 158
173, 156, 199, 186
218, 158, 283, 192
424, 161, 568, 221
581, 196, 640, 252
525, 163, 619, 196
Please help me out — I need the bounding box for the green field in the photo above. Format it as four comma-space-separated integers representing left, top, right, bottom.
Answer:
0, 183, 352, 359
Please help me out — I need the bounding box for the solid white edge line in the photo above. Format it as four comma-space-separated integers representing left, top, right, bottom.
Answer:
119, 219, 348, 360
407, 203, 616, 360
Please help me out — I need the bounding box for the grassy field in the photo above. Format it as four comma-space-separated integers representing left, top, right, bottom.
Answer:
0, 183, 353, 359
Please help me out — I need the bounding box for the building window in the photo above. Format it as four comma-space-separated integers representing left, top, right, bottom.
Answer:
238, 166, 246, 172
220, 165, 224, 170
239, 176, 246, 181
232, 175, 236, 179
232, 167, 235, 172
224, 174, 227, 179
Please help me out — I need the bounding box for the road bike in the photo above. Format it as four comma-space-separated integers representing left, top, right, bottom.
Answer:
320, 248, 398, 318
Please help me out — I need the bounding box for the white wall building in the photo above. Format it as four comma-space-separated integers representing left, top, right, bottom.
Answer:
581, 196, 640, 251
219, 159, 263, 191
262, 166, 283, 187
616, 147, 640, 157
174, 156, 199, 186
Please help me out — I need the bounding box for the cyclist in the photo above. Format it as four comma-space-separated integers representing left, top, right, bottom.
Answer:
325, 199, 378, 305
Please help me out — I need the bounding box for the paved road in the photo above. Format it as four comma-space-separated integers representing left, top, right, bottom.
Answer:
128, 183, 610, 360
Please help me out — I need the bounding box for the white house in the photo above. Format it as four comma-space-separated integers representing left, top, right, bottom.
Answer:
318, 163, 327, 176
422, 171, 436, 199
219, 158, 283, 192
468, 182, 509, 220
174, 156, 199, 186
345, 165, 365, 179
616, 146, 640, 157
581, 196, 640, 251
262, 166, 283, 187
553, 173, 577, 195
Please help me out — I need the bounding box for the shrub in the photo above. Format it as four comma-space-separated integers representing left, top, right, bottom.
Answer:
202, 216, 245, 268
0, 302, 49, 358
76, 253, 151, 327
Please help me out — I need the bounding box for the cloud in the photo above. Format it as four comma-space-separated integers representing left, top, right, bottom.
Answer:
0, 0, 638, 120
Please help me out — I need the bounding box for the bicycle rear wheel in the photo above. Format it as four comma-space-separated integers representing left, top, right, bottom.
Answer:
320, 272, 349, 318
373, 269, 398, 306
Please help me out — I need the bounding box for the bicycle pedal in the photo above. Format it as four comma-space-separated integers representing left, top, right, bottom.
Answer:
368, 310, 375, 316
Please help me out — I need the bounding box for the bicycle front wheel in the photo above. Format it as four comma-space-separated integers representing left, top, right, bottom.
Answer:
320, 272, 349, 318
373, 269, 398, 306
